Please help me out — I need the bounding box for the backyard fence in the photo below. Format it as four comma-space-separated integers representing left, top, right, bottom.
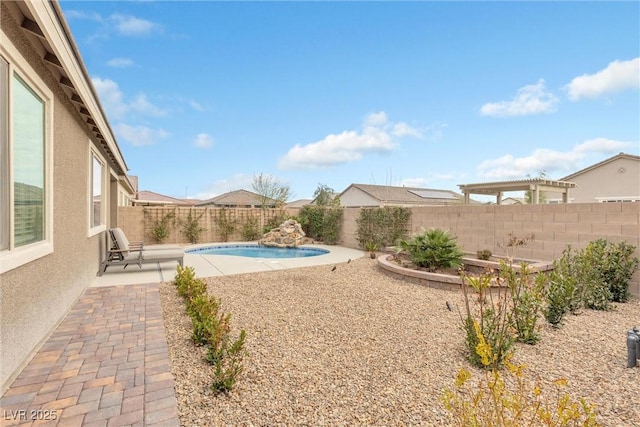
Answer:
117, 202, 640, 295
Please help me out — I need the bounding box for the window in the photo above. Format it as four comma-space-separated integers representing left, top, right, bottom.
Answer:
0, 41, 53, 273
90, 151, 105, 231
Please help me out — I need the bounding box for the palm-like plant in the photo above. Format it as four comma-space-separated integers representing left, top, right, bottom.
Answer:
398, 228, 464, 271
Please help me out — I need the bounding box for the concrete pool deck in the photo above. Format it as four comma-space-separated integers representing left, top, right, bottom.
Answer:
92, 243, 366, 287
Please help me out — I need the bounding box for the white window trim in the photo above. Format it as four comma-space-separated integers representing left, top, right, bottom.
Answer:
88, 147, 107, 237
0, 32, 54, 274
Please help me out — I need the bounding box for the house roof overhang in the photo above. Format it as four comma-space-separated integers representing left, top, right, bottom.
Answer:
7, 0, 128, 176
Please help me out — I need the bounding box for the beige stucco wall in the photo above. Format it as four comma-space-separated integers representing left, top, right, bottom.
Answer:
339, 187, 381, 207
548, 157, 640, 203
0, 6, 109, 392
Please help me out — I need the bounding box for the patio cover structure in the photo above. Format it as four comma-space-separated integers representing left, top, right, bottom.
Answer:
458, 179, 577, 204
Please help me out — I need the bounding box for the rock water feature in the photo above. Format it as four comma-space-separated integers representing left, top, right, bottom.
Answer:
259, 219, 310, 248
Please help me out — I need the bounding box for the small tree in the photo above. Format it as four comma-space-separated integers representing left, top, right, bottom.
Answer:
312, 183, 339, 206
251, 173, 291, 208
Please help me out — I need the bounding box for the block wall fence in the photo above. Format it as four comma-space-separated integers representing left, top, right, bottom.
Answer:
117, 202, 640, 296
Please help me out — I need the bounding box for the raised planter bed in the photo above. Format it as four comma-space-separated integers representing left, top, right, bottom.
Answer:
377, 253, 554, 292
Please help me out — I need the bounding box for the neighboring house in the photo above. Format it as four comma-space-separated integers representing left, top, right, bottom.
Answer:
338, 184, 464, 207
196, 189, 279, 208
547, 153, 640, 203
501, 197, 526, 205
132, 190, 196, 206
285, 199, 313, 208
1, 1, 133, 392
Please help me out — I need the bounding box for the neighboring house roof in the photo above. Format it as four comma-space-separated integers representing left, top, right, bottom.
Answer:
196, 189, 278, 207
560, 152, 640, 181
14, 182, 44, 204
501, 197, 526, 205
285, 199, 313, 208
133, 191, 192, 206
340, 183, 463, 205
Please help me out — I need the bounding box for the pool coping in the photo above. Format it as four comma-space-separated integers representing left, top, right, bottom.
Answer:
92, 243, 365, 287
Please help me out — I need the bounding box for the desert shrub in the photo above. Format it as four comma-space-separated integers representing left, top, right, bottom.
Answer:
146, 209, 176, 242
582, 239, 638, 303
356, 206, 411, 249
173, 265, 247, 394
398, 228, 463, 272
181, 209, 206, 243
501, 261, 546, 345
263, 210, 290, 233
298, 205, 343, 244
545, 246, 582, 326
461, 271, 514, 369
214, 208, 237, 242
442, 322, 600, 426
240, 215, 261, 241
210, 330, 247, 393
477, 249, 492, 260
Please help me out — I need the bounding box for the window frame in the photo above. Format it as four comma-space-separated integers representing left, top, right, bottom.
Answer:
0, 35, 54, 274
88, 147, 107, 237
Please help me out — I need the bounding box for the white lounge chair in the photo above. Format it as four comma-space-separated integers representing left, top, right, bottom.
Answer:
99, 228, 184, 276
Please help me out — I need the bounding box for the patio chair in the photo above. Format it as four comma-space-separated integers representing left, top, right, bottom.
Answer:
99, 228, 184, 276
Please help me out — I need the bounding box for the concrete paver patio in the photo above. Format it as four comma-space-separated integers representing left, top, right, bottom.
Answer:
1, 244, 363, 425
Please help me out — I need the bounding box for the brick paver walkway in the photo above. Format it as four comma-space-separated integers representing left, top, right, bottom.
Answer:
0, 284, 180, 426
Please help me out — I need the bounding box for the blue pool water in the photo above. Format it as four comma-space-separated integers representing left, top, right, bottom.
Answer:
186, 244, 329, 259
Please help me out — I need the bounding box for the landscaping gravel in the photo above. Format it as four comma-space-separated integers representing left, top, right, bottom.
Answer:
159, 257, 640, 426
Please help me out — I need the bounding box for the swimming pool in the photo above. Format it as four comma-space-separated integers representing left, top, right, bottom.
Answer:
186, 244, 330, 259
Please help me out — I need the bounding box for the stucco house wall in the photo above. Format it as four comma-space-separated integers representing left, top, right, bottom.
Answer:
548, 154, 640, 203
339, 187, 384, 207
0, 2, 126, 392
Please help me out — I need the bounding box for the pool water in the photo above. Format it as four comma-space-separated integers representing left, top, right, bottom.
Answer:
186, 244, 329, 259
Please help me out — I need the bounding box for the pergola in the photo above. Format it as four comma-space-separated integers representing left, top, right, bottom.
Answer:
458, 179, 577, 205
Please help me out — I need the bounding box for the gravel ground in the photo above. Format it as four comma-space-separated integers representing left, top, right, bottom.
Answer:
159, 257, 640, 426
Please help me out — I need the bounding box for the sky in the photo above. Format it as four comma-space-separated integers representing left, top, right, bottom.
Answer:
59, 1, 640, 202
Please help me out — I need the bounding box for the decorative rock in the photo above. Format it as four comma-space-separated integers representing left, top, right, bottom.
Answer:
259, 219, 308, 247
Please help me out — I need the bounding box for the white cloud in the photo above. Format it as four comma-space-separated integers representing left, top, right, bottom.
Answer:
480, 79, 559, 117
197, 174, 253, 200
392, 122, 422, 138
92, 77, 167, 119
477, 138, 635, 179
574, 137, 634, 153
115, 123, 170, 146
565, 58, 640, 101
92, 77, 128, 118
278, 112, 420, 170
110, 14, 159, 36
189, 100, 205, 112
63, 10, 102, 22
193, 133, 214, 149
106, 57, 134, 68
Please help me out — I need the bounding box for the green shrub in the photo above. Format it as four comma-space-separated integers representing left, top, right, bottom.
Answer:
461, 271, 514, 369
477, 249, 492, 260
240, 215, 261, 241
173, 265, 247, 394
585, 239, 638, 303
298, 205, 343, 244
501, 262, 546, 345
442, 321, 600, 426
263, 211, 290, 234
545, 247, 582, 326
181, 209, 206, 243
398, 228, 463, 271
210, 330, 247, 393
214, 208, 236, 242
146, 209, 176, 242
355, 206, 411, 249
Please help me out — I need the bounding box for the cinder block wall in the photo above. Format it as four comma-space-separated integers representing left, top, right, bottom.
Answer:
341, 202, 640, 296
118, 203, 640, 296
117, 206, 301, 244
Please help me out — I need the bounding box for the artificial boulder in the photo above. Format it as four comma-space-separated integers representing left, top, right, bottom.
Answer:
259, 219, 308, 248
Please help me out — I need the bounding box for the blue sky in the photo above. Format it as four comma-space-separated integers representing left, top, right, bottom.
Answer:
60, 1, 640, 201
